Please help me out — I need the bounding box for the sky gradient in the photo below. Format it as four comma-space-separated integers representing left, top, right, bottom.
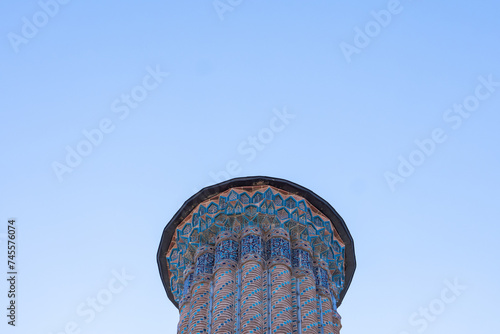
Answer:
1, 1, 499, 333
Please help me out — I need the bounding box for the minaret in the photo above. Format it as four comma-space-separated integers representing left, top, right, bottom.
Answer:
157, 176, 356, 334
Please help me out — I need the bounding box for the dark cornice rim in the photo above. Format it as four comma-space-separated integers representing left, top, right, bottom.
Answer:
157, 176, 356, 309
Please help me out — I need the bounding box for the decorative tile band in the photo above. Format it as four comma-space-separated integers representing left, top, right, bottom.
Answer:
164, 183, 350, 334
165, 185, 346, 306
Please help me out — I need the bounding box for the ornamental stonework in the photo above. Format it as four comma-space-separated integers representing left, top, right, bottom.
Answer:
157, 177, 356, 334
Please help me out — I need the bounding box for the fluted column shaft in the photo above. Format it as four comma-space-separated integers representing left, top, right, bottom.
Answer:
178, 265, 195, 334
177, 230, 343, 334
211, 231, 239, 334
188, 245, 214, 334
292, 240, 319, 333
239, 227, 265, 334
267, 228, 293, 334
330, 288, 342, 334
314, 259, 336, 334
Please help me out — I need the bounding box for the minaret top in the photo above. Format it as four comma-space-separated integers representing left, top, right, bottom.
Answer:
157, 176, 356, 309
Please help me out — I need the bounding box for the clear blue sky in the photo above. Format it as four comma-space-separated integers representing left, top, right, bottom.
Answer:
1, 1, 499, 333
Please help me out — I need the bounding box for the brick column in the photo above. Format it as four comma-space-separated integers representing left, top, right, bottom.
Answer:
211, 231, 239, 333
188, 245, 214, 334
314, 258, 336, 334
239, 226, 265, 334
292, 240, 319, 333
267, 227, 293, 334
178, 264, 195, 334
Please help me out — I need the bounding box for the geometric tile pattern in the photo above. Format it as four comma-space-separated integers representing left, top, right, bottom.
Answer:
166, 185, 346, 305
166, 185, 347, 334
